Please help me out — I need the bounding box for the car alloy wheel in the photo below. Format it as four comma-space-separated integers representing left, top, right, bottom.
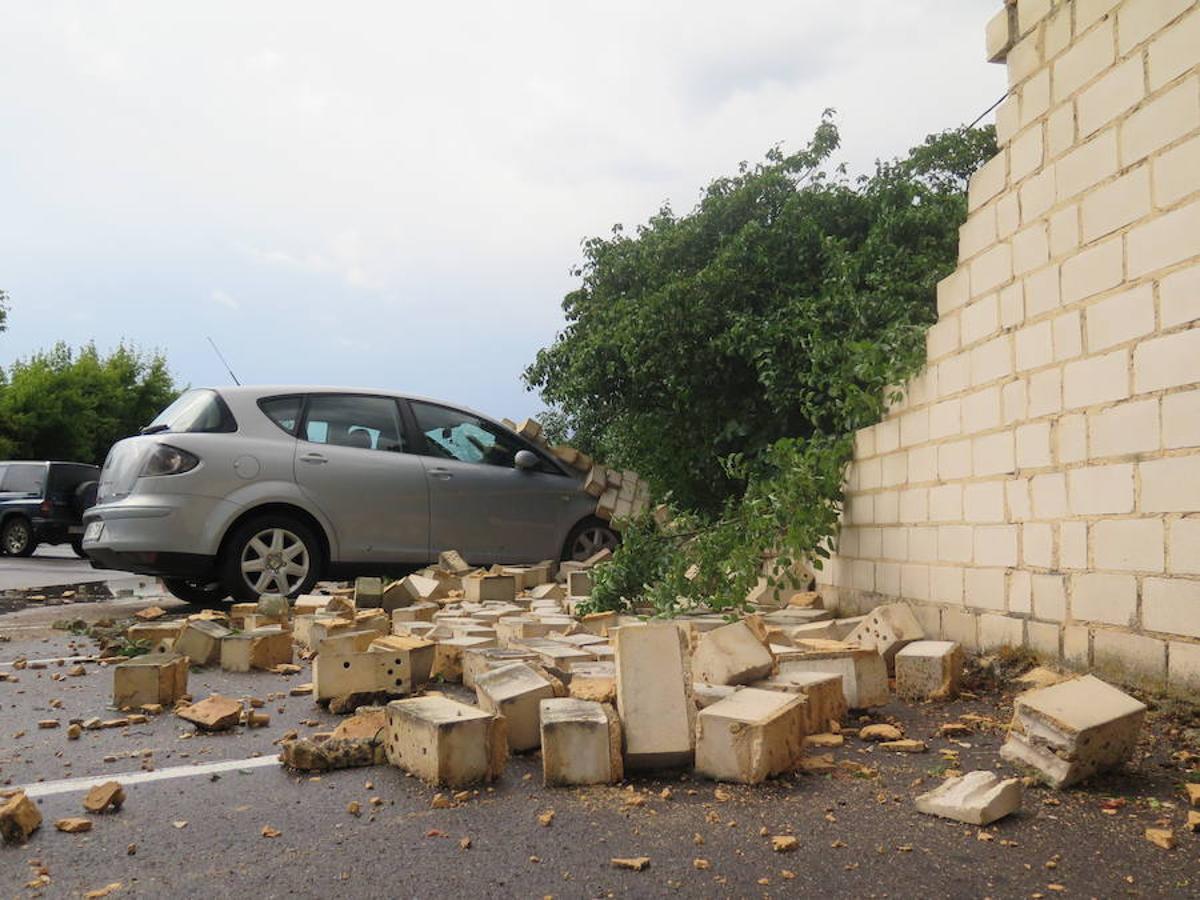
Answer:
570, 524, 620, 561
239, 527, 310, 596
2, 519, 32, 556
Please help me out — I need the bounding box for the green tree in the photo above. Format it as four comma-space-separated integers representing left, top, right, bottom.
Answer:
526, 115, 996, 513
0, 289, 9, 334
0, 342, 180, 464
526, 115, 996, 613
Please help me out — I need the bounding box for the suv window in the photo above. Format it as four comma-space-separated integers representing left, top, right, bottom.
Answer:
410, 401, 558, 472
145, 389, 237, 434
302, 395, 405, 452
46, 464, 98, 498
259, 396, 303, 435
0, 463, 47, 495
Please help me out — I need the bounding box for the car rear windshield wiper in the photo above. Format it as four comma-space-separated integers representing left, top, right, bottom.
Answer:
139, 424, 171, 435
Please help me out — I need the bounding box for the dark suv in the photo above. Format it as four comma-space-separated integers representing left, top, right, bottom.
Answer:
0, 461, 100, 558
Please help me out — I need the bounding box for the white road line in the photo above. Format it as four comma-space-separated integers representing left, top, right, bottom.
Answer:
17, 755, 279, 799
0, 655, 98, 667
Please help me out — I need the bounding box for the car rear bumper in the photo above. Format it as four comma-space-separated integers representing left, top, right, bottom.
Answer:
82, 493, 230, 557
85, 547, 216, 578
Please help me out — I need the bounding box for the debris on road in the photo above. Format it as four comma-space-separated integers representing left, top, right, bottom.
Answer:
895, 641, 963, 701
0, 791, 42, 844
610, 856, 651, 871
112, 652, 189, 708
177, 694, 244, 732
540, 697, 622, 786
55, 817, 93, 834
83, 781, 126, 814
915, 771, 1023, 825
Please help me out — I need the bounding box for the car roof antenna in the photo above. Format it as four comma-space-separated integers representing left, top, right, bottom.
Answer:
206, 336, 242, 386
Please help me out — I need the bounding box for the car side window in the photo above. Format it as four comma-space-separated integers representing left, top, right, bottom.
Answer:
410, 401, 552, 471
259, 396, 303, 436
302, 395, 405, 452
1, 464, 46, 494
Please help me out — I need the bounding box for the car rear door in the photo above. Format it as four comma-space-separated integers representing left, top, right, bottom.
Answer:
291, 393, 429, 563
405, 399, 576, 564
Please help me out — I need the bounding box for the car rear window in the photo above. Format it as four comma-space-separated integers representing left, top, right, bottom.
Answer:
0, 463, 47, 494
259, 396, 303, 435
145, 389, 237, 434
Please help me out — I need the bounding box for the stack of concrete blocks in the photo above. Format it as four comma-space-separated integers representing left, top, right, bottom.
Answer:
814, 0, 1200, 695
999, 674, 1146, 787
173, 620, 230, 666
540, 698, 624, 786
778, 640, 889, 709
384, 696, 508, 787
112, 652, 189, 709
895, 640, 965, 700
474, 662, 561, 752
694, 688, 808, 784
614, 622, 696, 769
462, 647, 540, 689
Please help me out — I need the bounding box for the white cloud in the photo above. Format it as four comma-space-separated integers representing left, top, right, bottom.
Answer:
210, 289, 239, 310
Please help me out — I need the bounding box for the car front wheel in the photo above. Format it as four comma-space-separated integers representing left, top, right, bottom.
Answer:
2, 517, 38, 558
219, 514, 322, 602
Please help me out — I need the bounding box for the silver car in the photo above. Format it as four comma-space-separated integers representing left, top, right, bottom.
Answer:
82, 386, 617, 604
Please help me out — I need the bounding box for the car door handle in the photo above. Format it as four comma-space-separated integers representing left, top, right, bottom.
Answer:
300, 453, 329, 465
427, 467, 453, 480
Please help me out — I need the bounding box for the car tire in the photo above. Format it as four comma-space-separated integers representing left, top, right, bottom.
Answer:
218, 514, 323, 602
1, 517, 38, 558
562, 516, 621, 562
162, 577, 230, 608
70, 537, 87, 559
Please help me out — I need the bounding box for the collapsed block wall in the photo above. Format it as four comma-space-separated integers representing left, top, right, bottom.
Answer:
816, 0, 1200, 693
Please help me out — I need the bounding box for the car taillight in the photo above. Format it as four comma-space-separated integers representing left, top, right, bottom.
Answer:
140, 444, 200, 477
40, 499, 52, 514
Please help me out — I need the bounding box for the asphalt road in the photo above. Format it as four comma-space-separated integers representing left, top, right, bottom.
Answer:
1, 602, 1197, 898
0, 545, 155, 602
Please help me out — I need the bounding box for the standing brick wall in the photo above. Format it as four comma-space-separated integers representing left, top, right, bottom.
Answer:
816, 0, 1200, 694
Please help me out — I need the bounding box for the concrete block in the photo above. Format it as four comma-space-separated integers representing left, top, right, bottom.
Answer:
516, 638, 595, 676
778, 642, 888, 708
0, 792, 42, 844
614, 623, 696, 769
751, 670, 847, 734
369, 634, 436, 692
540, 698, 623, 786
895, 641, 963, 701
692, 621, 775, 686
125, 621, 185, 652
314, 650, 389, 702
462, 647, 539, 689
354, 576, 384, 609
431, 636, 497, 682
475, 662, 559, 752
464, 574, 517, 603
496, 616, 553, 645
438, 549, 472, 575
173, 620, 230, 666
846, 603, 925, 671
113, 652, 188, 709
220, 627, 292, 672
999, 675, 1146, 787
391, 602, 438, 628
317, 629, 381, 656
916, 770, 1023, 825
384, 696, 507, 787
695, 688, 806, 784
382, 574, 444, 611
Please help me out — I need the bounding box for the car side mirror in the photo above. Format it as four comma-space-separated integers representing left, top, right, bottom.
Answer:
514, 450, 539, 471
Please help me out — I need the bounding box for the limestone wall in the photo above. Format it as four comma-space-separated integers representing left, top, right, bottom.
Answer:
817, 0, 1200, 693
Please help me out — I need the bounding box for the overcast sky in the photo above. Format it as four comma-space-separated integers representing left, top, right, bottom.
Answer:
0, 0, 1004, 420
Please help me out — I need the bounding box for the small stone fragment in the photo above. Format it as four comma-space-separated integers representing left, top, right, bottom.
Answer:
1145, 828, 1175, 850
538, 810, 555, 826
83, 781, 126, 814
177, 695, 243, 732
611, 857, 651, 871
879, 739, 926, 753
859, 724, 903, 742
347, 801, 361, 816
261, 825, 282, 838
55, 817, 93, 834
67, 723, 82, 740
772, 835, 798, 852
